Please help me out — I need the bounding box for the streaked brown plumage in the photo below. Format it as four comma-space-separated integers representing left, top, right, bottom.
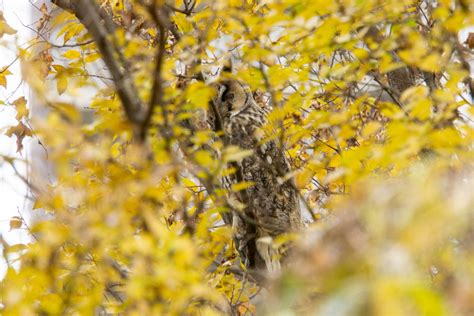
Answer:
209, 79, 302, 273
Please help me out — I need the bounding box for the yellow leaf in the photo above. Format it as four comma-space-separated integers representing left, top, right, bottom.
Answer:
418, 53, 441, 72
186, 82, 214, 109
231, 181, 255, 192
362, 122, 382, 138
194, 150, 214, 167
33, 198, 44, 210
191, 131, 212, 146
5, 243, 27, 254
183, 178, 201, 193
13, 97, 28, 120
63, 50, 81, 59
295, 169, 314, 189
84, 52, 101, 63
39, 294, 63, 315
223, 146, 253, 162
57, 75, 68, 95
221, 166, 237, 177
63, 24, 84, 44
51, 9, 75, 29
400, 86, 429, 104
9, 216, 22, 230
52, 64, 66, 72
379, 55, 404, 74
0, 68, 12, 75
0, 74, 6, 88
112, 0, 125, 12
111, 142, 122, 158
52, 102, 81, 122
0, 14, 17, 37
353, 48, 369, 60
51, 194, 64, 210
410, 99, 432, 120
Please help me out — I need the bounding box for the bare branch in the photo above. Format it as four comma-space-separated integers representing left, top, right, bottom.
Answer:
165, 1, 196, 16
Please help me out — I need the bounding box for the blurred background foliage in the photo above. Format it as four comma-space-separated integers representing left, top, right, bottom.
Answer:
0, 0, 473, 315
267, 164, 473, 315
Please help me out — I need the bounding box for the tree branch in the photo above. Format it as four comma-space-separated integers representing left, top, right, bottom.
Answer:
140, 3, 169, 141
52, 0, 145, 125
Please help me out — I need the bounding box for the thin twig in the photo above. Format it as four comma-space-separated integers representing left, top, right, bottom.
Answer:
17, 207, 38, 241
140, 3, 169, 141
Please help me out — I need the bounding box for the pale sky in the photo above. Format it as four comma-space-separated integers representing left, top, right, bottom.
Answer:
0, 0, 34, 277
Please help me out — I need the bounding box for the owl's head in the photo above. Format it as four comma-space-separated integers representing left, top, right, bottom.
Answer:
213, 79, 253, 117
209, 78, 268, 132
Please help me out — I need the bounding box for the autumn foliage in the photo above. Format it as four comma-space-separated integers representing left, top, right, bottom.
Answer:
0, 1, 473, 315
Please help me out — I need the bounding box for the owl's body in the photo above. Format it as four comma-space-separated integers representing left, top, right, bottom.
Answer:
210, 79, 302, 273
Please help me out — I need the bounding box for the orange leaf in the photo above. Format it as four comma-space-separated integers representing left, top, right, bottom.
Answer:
6, 122, 33, 152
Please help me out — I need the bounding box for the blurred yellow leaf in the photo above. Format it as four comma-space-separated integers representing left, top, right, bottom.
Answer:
0, 13, 16, 37
223, 146, 253, 163
362, 121, 382, 138
0, 74, 7, 88
231, 181, 255, 192
9, 216, 22, 230
57, 75, 68, 95
62, 50, 81, 60
13, 96, 28, 120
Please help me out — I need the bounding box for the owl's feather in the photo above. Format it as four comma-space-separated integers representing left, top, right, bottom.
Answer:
210, 79, 302, 273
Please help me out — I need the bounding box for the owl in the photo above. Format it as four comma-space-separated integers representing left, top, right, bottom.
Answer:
209, 79, 303, 273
